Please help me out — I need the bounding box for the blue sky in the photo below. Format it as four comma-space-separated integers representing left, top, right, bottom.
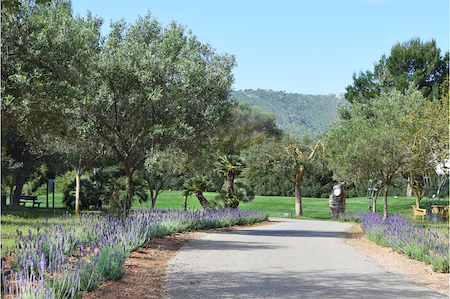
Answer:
71, 0, 449, 95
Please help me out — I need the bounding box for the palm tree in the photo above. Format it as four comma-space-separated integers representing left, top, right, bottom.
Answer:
214, 182, 255, 208
181, 176, 212, 209
214, 155, 246, 202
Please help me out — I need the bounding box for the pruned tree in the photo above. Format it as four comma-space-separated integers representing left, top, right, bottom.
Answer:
343, 38, 448, 212
401, 73, 449, 206
248, 137, 324, 216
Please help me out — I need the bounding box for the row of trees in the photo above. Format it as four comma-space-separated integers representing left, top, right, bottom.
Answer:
2, 0, 290, 214
234, 38, 448, 217
327, 38, 449, 219
2, 1, 448, 218
2, 0, 237, 214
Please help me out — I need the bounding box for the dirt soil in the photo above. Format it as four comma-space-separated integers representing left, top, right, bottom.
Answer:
83, 221, 449, 298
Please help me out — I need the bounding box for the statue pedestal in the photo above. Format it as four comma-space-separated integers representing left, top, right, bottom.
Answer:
330, 183, 346, 220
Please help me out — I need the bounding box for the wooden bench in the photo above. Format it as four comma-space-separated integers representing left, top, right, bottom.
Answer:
412, 205, 426, 221
19, 195, 42, 208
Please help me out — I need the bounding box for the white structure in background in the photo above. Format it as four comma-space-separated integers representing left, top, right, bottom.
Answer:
435, 159, 450, 175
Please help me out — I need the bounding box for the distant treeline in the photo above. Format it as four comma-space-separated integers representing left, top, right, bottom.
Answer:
232, 89, 345, 138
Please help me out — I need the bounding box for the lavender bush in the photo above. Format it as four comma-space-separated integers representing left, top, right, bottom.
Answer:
361, 212, 449, 273
2, 208, 267, 298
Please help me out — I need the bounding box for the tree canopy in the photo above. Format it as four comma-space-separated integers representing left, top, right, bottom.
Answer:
79, 13, 236, 209
345, 38, 449, 104
327, 87, 427, 218
1, 0, 102, 132
1, 0, 103, 205
217, 102, 283, 155
1, 2, 236, 211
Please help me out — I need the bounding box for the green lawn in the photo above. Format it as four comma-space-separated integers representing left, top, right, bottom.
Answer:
2, 191, 448, 255
1, 206, 74, 255
3, 191, 447, 220
134, 190, 446, 221
4, 191, 445, 219
241, 195, 431, 220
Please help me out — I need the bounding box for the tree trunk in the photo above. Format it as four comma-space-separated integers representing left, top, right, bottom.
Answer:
9, 188, 14, 206
75, 171, 81, 216
294, 172, 302, 216
124, 164, 134, 211
143, 177, 156, 210
406, 174, 414, 197
226, 169, 235, 199
148, 187, 156, 210
8, 170, 16, 206
183, 195, 187, 211
407, 179, 421, 207
195, 191, 210, 209
151, 192, 156, 210
383, 183, 389, 220
12, 168, 26, 206
372, 188, 380, 212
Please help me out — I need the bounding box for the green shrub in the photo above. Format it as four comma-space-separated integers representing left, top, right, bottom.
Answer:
33, 170, 76, 196
62, 178, 103, 210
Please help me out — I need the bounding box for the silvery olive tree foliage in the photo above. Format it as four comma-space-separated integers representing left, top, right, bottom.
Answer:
80, 13, 236, 210
2, 2, 236, 212
1, 0, 104, 206
327, 88, 428, 219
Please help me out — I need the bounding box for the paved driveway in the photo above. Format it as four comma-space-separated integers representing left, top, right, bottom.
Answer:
166, 218, 447, 298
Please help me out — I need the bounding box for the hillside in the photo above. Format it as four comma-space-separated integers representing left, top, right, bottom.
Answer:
231, 89, 346, 138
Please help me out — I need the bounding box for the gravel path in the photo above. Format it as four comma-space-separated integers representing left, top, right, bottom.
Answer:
166, 218, 447, 298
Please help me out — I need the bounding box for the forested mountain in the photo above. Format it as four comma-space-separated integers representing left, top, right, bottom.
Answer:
231, 89, 346, 138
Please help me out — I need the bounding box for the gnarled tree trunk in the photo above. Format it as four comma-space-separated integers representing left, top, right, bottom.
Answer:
195, 191, 210, 209
12, 168, 26, 206
226, 168, 235, 199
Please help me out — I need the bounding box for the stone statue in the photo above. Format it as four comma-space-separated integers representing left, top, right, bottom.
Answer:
329, 182, 346, 219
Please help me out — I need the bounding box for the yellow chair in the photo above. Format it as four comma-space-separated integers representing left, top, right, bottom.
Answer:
431, 205, 447, 220
412, 205, 427, 221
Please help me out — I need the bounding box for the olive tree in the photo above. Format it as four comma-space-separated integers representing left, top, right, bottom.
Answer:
138, 148, 187, 209
327, 88, 426, 219
401, 74, 449, 206
81, 13, 236, 210
1, 0, 103, 205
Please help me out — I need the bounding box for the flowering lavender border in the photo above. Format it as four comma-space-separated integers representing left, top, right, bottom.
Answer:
361, 212, 449, 273
2, 208, 268, 298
